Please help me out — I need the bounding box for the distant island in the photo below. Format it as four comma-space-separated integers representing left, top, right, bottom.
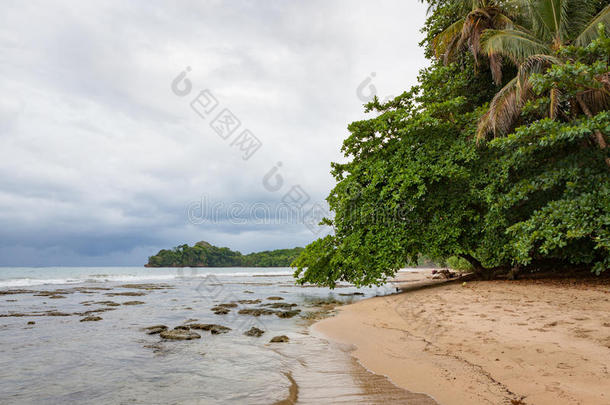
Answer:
145, 241, 304, 267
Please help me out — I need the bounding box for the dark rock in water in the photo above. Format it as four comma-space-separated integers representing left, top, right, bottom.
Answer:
338, 292, 365, 296
0, 289, 37, 295
188, 324, 231, 334
211, 306, 230, 315
270, 335, 289, 343
76, 307, 117, 316
48, 295, 67, 299
236, 299, 261, 305
216, 303, 238, 308
266, 296, 284, 301
118, 283, 173, 290
80, 316, 102, 322
45, 311, 72, 317
244, 327, 265, 337
122, 301, 145, 305
173, 325, 190, 331
143, 325, 168, 335
276, 310, 301, 319
94, 301, 121, 307
238, 308, 276, 317
35, 290, 72, 297
105, 291, 146, 297
262, 302, 297, 309
182, 318, 199, 324
27, 321, 35, 325
243, 290, 254, 294
159, 329, 201, 340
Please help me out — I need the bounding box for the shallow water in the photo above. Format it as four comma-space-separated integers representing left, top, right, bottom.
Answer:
0, 267, 436, 404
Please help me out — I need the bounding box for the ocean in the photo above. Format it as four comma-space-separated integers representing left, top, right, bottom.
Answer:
0, 267, 435, 404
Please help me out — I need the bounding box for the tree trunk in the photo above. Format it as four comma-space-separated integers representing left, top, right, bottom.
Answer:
576, 96, 610, 167
459, 254, 494, 279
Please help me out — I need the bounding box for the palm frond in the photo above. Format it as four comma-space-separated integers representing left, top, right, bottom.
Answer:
578, 73, 610, 114
432, 18, 466, 62
477, 77, 523, 139
482, 29, 550, 64
489, 53, 504, 85
574, 4, 610, 46
517, 54, 561, 86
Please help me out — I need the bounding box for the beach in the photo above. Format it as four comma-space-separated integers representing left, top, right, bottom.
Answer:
314, 272, 610, 405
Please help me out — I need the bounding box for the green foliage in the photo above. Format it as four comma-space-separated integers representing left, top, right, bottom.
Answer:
146, 241, 303, 268
292, 4, 609, 287
446, 256, 474, 271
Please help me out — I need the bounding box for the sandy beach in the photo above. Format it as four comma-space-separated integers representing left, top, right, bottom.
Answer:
314, 271, 610, 405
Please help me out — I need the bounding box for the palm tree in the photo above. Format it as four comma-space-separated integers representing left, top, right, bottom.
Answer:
432, 0, 520, 84
477, 0, 610, 145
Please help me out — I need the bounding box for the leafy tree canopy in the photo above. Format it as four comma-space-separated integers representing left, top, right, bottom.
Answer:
146, 241, 303, 268
292, 2, 609, 287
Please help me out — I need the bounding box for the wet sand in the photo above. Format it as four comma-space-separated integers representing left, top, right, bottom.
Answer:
314, 274, 610, 404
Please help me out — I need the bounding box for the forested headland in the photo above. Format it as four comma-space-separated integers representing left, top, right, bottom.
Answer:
292, 0, 610, 286
146, 241, 304, 267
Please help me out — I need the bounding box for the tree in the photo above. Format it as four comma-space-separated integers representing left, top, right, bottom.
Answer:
477, 1, 610, 141
291, 2, 610, 287
431, 0, 519, 84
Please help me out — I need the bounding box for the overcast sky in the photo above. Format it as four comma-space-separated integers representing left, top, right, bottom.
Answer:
0, 0, 429, 266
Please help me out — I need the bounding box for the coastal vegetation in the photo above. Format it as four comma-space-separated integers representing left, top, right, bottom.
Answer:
293, 0, 610, 286
146, 241, 303, 267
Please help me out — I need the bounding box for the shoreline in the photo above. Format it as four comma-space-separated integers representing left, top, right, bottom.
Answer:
312, 274, 610, 405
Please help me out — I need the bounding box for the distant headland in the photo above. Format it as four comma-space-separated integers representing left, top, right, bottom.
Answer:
145, 241, 303, 268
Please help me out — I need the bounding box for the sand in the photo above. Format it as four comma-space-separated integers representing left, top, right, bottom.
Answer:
314, 273, 610, 405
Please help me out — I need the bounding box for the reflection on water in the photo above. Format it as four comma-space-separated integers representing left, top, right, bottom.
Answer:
0, 267, 435, 404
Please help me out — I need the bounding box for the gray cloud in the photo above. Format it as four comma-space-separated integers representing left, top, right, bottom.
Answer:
0, 0, 428, 265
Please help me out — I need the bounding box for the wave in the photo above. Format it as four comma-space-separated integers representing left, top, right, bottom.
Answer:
0, 270, 294, 288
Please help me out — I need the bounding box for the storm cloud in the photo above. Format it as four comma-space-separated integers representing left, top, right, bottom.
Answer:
0, 0, 428, 265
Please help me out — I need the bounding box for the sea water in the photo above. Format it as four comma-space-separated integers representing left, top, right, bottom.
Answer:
0, 267, 436, 404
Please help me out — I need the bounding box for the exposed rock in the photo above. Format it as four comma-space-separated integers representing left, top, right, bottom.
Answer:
244, 327, 265, 337
94, 301, 120, 307
45, 311, 72, 317
243, 290, 254, 294
48, 295, 67, 299
262, 302, 297, 309
80, 316, 102, 322
211, 306, 230, 315
76, 308, 117, 316
215, 303, 238, 308
270, 335, 289, 343
0, 311, 72, 318
183, 318, 199, 324
238, 308, 276, 316
105, 292, 146, 297
122, 301, 145, 305
173, 325, 191, 331
160, 329, 201, 340
27, 321, 35, 325
307, 298, 342, 307
35, 290, 72, 297
143, 325, 168, 335
338, 292, 365, 296
236, 299, 261, 305
118, 283, 173, 290
276, 310, 301, 319
0, 289, 37, 295
266, 296, 284, 301
188, 323, 231, 334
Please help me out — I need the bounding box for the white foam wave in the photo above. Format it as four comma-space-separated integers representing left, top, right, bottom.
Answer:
0, 270, 294, 288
